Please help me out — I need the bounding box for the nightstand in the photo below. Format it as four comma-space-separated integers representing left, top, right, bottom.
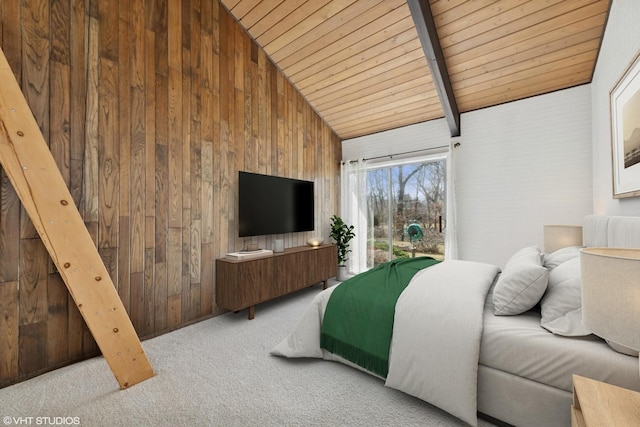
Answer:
572, 374, 640, 426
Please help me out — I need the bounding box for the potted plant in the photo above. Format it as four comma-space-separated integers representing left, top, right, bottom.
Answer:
330, 215, 355, 281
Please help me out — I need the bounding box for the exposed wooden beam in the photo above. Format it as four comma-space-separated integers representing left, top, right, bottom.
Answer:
407, 0, 460, 137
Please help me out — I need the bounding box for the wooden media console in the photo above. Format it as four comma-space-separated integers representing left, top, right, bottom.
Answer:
216, 244, 337, 319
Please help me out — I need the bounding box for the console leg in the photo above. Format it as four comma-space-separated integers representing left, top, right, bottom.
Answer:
248, 305, 255, 320
323, 279, 328, 290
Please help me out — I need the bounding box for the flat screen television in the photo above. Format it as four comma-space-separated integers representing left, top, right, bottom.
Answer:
238, 171, 314, 237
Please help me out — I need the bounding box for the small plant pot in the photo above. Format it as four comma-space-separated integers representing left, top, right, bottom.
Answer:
336, 265, 348, 281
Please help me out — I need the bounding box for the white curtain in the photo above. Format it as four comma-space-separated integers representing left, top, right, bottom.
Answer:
340, 159, 369, 275
445, 140, 458, 260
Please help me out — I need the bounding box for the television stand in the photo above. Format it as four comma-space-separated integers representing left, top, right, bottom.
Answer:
216, 244, 337, 319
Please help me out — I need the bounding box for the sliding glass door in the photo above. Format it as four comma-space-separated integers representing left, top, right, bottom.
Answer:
366, 158, 446, 268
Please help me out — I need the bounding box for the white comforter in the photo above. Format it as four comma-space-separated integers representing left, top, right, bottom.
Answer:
271, 260, 500, 426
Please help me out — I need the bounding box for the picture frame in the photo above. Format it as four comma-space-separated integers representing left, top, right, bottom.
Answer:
611, 48, 640, 198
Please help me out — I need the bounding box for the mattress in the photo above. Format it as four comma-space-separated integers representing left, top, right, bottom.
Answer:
480, 292, 640, 393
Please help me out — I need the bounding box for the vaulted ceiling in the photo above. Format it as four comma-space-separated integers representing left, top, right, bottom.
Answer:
219, 0, 611, 140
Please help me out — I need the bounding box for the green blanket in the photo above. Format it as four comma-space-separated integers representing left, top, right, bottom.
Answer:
320, 256, 441, 378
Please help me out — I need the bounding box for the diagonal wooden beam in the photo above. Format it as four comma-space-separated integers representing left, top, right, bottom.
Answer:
0, 48, 154, 389
407, 0, 461, 137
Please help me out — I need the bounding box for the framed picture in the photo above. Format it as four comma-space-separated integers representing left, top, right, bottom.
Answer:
611, 49, 640, 198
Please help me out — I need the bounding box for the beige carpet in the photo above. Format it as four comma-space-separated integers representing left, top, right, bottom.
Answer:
0, 281, 496, 426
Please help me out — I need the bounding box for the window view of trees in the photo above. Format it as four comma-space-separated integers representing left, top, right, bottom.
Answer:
367, 159, 446, 267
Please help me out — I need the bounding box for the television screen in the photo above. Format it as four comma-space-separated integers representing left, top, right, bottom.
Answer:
238, 171, 314, 237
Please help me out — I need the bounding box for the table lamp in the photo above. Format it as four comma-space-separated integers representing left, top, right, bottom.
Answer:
544, 225, 583, 253
581, 247, 640, 357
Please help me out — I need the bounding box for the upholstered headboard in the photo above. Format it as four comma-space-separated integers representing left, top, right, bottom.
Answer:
583, 215, 640, 248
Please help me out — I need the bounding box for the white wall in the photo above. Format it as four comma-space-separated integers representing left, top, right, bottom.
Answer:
591, 0, 640, 215
342, 119, 450, 161
456, 86, 592, 267
342, 86, 592, 267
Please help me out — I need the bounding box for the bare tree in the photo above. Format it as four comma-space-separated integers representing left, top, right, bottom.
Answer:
417, 161, 445, 230
367, 169, 388, 235
393, 165, 425, 241
365, 159, 447, 263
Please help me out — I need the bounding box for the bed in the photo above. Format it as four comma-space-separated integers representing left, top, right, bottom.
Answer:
271, 215, 640, 427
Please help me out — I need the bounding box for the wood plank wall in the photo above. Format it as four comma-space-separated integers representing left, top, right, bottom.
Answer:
0, 0, 341, 388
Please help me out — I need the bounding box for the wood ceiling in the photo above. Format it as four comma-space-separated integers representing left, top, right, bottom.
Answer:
219, 0, 611, 140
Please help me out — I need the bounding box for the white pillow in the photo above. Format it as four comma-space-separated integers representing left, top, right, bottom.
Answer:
543, 246, 581, 269
540, 256, 591, 336
493, 246, 549, 316
506, 245, 544, 265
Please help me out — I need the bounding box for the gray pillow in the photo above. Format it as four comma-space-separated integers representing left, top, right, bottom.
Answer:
540, 256, 591, 336
493, 246, 549, 316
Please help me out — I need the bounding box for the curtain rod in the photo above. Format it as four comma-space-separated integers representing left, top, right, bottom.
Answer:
346, 143, 458, 164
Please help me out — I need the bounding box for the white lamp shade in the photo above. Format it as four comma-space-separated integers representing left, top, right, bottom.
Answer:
544, 225, 583, 253
581, 248, 640, 354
